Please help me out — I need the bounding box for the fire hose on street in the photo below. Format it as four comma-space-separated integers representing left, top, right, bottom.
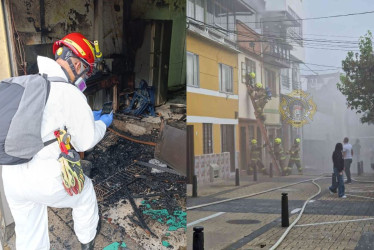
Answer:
187, 176, 327, 211
187, 176, 327, 249
269, 177, 322, 250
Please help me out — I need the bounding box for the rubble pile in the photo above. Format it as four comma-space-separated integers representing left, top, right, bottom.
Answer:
86, 132, 157, 181
86, 119, 186, 249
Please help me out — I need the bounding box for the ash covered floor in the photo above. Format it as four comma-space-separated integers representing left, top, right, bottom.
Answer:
53, 119, 187, 249
80, 116, 187, 249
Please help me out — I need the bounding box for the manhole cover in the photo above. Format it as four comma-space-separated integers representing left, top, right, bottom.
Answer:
226, 219, 260, 224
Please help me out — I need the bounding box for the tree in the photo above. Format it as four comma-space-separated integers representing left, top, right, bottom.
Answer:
338, 31, 374, 124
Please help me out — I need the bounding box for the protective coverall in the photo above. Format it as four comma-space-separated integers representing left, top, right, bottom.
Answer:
1, 56, 106, 250
273, 143, 288, 176
288, 143, 303, 174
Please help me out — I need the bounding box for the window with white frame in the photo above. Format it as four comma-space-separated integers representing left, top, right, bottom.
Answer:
265, 68, 276, 97
241, 59, 256, 84
219, 63, 233, 93
187, 0, 204, 22
187, 52, 200, 87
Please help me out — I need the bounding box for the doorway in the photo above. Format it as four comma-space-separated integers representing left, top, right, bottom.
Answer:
222, 124, 236, 172
240, 126, 247, 170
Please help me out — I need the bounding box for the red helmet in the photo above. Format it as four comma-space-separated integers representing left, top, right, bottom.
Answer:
53, 32, 95, 75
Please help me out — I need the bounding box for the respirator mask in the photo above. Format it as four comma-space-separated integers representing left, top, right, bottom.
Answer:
74, 63, 89, 92
55, 46, 91, 92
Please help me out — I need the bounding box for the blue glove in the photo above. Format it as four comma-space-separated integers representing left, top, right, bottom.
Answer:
100, 112, 113, 127
93, 110, 102, 121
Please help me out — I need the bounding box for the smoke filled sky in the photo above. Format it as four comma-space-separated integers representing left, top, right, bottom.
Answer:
303, 0, 374, 75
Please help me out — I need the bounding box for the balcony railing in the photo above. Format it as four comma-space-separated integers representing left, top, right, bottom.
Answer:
263, 42, 291, 68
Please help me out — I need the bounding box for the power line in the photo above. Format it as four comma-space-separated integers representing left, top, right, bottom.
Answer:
303, 64, 319, 75
236, 30, 360, 45
233, 25, 361, 45
303, 63, 341, 69
244, 46, 343, 69
264, 10, 374, 23
237, 40, 359, 52
187, 18, 347, 69
189, 17, 362, 46
289, 33, 362, 39
191, 10, 374, 24
236, 24, 362, 41
235, 31, 360, 51
300, 68, 340, 72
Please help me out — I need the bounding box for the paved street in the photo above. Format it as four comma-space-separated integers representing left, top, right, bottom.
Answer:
187, 172, 374, 249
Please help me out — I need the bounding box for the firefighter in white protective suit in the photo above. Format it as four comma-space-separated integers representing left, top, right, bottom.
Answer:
1, 33, 113, 250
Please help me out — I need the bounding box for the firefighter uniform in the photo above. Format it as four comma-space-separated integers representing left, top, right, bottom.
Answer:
248, 139, 267, 175
288, 139, 303, 175
273, 138, 289, 176
252, 83, 268, 120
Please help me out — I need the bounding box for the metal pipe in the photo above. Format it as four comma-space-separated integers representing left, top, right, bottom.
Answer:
193, 226, 204, 250
235, 168, 240, 186
282, 193, 289, 227
193, 175, 198, 197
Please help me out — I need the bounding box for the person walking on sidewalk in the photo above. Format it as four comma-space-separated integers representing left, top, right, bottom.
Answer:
343, 137, 353, 184
329, 143, 346, 198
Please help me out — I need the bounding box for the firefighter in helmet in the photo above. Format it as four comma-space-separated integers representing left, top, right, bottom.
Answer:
246, 72, 256, 88
246, 72, 256, 96
287, 138, 303, 175
252, 83, 268, 120
273, 137, 289, 176
248, 139, 268, 175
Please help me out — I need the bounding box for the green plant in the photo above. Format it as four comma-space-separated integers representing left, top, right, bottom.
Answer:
338, 31, 374, 124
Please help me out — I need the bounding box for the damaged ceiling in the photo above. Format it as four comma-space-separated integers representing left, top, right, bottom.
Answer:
6, 0, 123, 56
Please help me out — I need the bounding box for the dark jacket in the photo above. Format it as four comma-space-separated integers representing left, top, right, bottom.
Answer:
332, 151, 344, 172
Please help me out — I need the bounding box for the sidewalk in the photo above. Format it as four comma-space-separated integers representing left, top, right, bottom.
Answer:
187, 171, 374, 249
187, 169, 317, 198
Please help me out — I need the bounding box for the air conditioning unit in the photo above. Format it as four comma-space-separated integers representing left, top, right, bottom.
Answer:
210, 163, 220, 182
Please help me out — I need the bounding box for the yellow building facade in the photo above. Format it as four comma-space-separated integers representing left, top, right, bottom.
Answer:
187, 32, 239, 173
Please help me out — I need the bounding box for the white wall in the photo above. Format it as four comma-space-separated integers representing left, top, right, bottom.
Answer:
264, 0, 287, 11
291, 44, 305, 62
265, 0, 304, 16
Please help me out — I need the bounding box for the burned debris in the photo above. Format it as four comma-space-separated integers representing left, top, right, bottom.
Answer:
84, 106, 186, 249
